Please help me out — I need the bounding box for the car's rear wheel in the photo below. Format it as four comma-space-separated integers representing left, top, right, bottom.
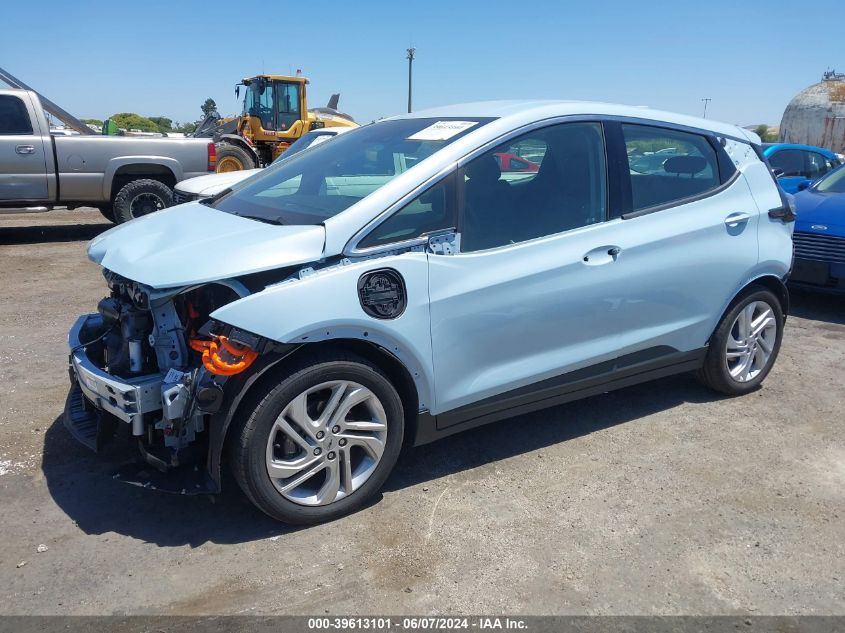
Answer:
229, 353, 404, 524
699, 286, 784, 395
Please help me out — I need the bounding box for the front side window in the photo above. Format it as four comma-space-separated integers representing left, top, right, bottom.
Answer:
460, 122, 606, 252
211, 117, 493, 225
768, 149, 803, 177
623, 124, 719, 211
358, 174, 455, 248
0, 96, 33, 135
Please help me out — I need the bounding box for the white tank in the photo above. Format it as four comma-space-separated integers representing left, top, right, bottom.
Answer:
779, 71, 845, 153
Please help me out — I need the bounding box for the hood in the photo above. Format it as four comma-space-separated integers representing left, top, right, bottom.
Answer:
793, 190, 845, 234
175, 169, 262, 197
88, 202, 326, 288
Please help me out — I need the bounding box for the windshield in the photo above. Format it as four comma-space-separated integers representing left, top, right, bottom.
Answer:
815, 165, 845, 194
271, 131, 341, 164
211, 117, 493, 225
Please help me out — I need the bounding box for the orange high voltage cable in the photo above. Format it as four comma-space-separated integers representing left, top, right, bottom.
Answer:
189, 335, 258, 376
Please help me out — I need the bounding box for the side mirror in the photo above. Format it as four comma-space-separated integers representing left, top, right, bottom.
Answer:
797, 180, 811, 191
235, 85, 240, 98
772, 168, 785, 179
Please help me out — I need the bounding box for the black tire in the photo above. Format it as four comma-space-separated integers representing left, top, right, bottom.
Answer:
229, 352, 405, 524
113, 179, 172, 223
215, 142, 256, 172
96, 205, 115, 223
698, 286, 784, 396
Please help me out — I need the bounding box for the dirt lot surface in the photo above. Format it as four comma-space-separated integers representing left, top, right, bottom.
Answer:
0, 208, 843, 616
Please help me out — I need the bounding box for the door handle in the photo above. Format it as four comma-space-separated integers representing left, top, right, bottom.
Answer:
724, 212, 751, 228
583, 245, 622, 265
15, 145, 35, 155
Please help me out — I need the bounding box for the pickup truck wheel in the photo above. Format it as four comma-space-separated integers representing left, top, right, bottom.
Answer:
698, 287, 784, 396
113, 179, 172, 223
215, 143, 255, 172
230, 353, 404, 524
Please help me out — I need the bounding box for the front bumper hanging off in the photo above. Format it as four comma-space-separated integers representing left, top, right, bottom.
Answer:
63, 313, 216, 494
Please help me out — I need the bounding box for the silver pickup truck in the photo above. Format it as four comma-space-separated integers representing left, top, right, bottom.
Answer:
0, 89, 215, 223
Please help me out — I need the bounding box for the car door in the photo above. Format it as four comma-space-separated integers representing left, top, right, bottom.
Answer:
427, 121, 631, 416
0, 93, 49, 201
606, 122, 760, 360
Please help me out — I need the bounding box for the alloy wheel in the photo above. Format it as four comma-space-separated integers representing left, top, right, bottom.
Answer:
265, 380, 388, 506
725, 300, 777, 383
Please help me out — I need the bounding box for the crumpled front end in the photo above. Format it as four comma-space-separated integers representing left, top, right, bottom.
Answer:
63, 270, 271, 493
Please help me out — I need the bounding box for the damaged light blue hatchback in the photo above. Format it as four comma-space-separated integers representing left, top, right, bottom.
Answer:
66, 101, 795, 524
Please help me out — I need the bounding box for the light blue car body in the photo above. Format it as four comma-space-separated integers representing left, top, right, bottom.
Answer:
87, 101, 792, 420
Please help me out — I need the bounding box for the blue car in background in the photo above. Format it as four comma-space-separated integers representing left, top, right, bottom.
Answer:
790, 163, 845, 292
763, 143, 842, 194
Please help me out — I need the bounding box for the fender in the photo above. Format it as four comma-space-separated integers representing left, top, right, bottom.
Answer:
210, 253, 437, 411
710, 269, 790, 345
103, 156, 181, 199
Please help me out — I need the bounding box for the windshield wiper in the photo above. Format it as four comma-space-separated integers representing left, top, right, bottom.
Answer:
236, 214, 285, 225
200, 188, 233, 207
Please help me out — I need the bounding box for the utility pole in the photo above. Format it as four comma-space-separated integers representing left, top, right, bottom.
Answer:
406, 47, 416, 113
701, 98, 712, 119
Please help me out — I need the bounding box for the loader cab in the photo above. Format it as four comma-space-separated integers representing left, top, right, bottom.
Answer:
240, 75, 307, 138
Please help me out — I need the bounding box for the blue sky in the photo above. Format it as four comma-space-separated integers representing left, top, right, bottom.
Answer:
2, 0, 842, 128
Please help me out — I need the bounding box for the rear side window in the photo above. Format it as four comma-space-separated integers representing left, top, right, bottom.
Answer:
0, 95, 33, 135
768, 149, 803, 177
622, 124, 720, 212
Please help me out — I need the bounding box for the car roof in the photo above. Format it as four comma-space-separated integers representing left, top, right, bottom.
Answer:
389, 100, 757, 144
762, 142, 838, 157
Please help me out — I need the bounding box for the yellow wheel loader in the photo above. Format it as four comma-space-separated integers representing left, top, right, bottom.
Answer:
194, 74, 358, 172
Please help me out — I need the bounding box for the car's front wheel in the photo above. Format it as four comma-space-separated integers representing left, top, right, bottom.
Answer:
230, 353, 405, 524
699, 286, 784, 395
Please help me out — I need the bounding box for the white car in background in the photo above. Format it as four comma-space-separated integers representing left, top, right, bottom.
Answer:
171, 127, 354, 205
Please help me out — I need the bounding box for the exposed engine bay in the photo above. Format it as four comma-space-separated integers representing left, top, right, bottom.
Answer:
66, 270, 266, 477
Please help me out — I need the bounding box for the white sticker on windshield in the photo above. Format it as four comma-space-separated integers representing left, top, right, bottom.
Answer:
407, 120, 478, 141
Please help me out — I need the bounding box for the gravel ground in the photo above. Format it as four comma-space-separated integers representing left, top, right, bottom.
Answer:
0, 208, 842, 616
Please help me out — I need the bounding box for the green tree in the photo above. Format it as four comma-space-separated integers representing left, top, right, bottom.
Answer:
109, 112, 161, 133
81, 118, 103, 127
753, 124, 776, 143
178, 121, 198, 134
201, 98, 217, 117
148, 116, 174, 134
